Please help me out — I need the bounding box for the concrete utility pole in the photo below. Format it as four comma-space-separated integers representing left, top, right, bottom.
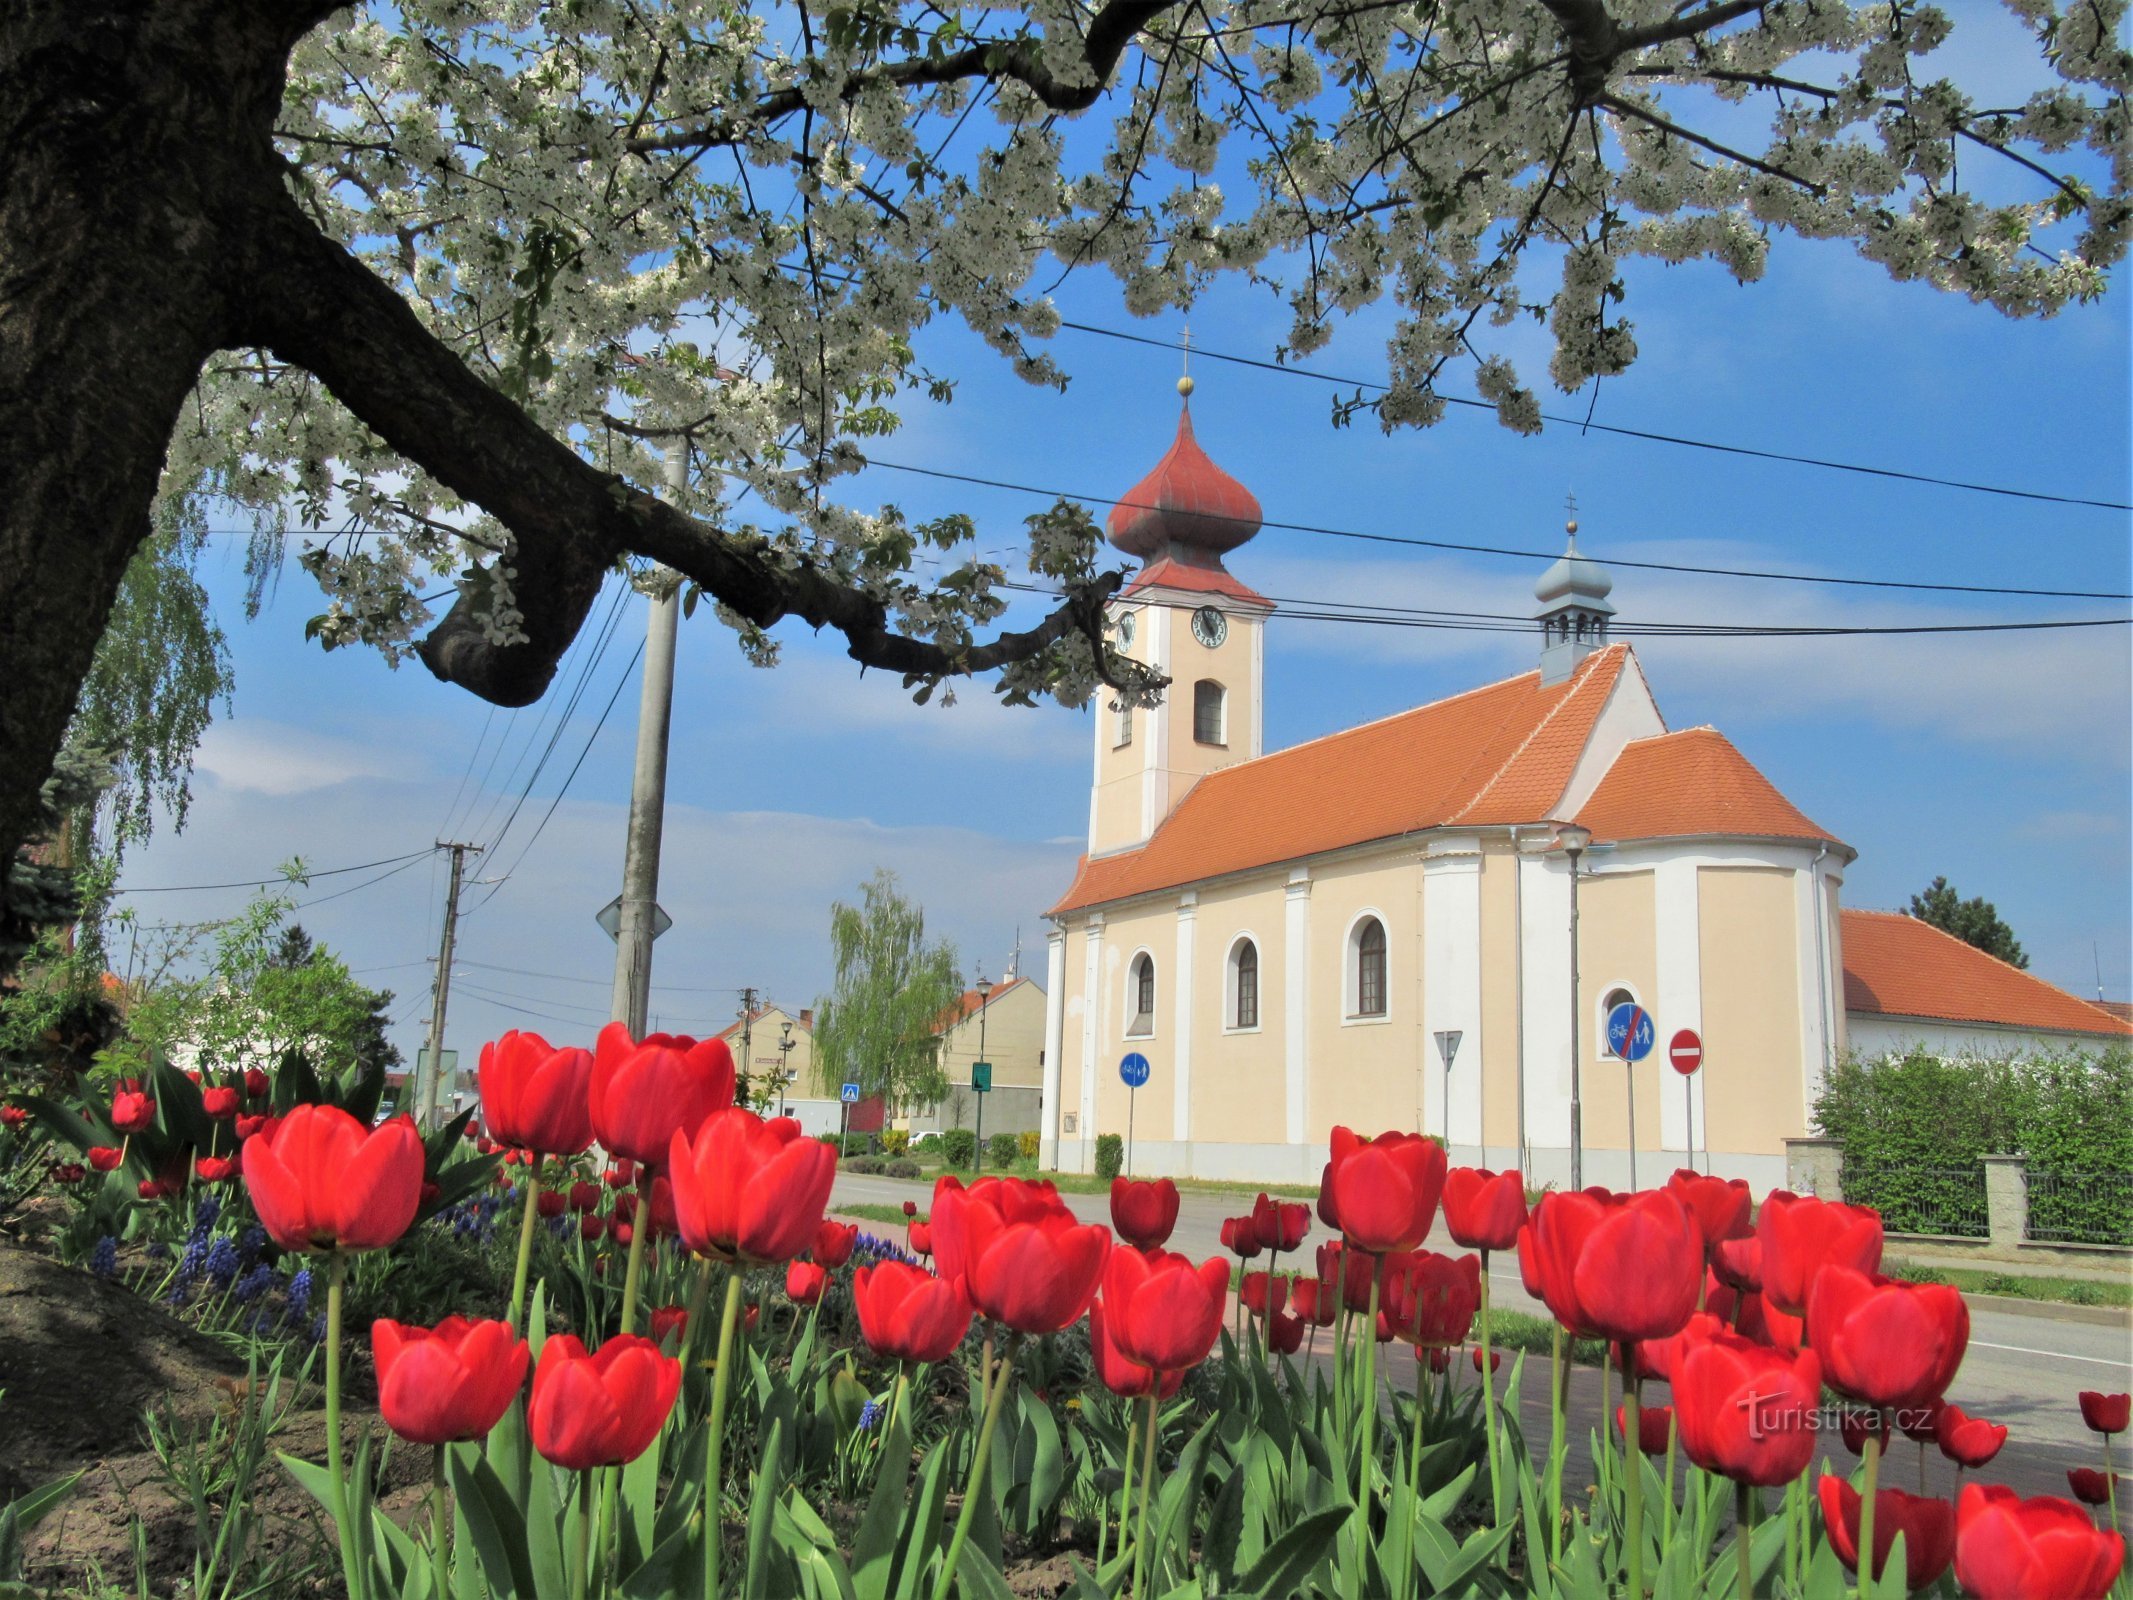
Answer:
738, 986, 757, 1100
609, 442, 687, 1038
421, 841, 480, 1129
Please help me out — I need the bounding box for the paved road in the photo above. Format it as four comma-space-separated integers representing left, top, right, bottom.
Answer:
830, 1171, 2131, 1523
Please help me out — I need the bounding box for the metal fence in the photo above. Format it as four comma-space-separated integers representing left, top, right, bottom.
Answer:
1837, 1163, 1989, 1239
2025, 1170, 2133, 1248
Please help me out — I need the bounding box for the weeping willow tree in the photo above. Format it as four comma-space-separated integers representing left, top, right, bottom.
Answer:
811, 870, 963, 1115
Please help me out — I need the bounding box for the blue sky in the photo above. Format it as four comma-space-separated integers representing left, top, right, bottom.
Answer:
116, 47, 2131, 1061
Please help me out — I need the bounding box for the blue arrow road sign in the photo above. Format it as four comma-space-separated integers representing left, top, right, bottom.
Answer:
840, 1082, 861, 1104
1607, 1003, 1656, 1063
1119, 1052, 1151, 1088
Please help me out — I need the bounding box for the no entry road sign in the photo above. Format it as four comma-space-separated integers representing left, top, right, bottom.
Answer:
1606, 1002, 1656, 1063
1669, 1029, 1704, 1077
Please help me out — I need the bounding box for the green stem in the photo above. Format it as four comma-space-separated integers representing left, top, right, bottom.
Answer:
618, 1175, 652, 1336
1858, 1424, 1882, 1592
883, 1363, 911, 1454
1132, 1390, 1160, 1598
1114, 1406, 1135, 1575
509, 1163, 542, 1333
1661, 1407, 1677, 1551
1549, 1323, 1566, 1570
324, 1255, 363, 1600
1407, 1348, 1429, 1510
573, 1470, 594, 1600
1735, 1482, 1754, 1600
431, 1445, 451, 1600
1478, 1259, 1501, 1523
1624, 1362, 1644, 1600
1357, 1257, 1383, 1513
2104, 1435, 2118, 1526
1598, 1350, 1612, 1492
703, 1272, 746, 1600
928, 1331, 1020, 1600
679, 1257, 714, 1370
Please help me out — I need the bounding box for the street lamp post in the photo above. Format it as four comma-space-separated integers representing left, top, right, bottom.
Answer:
778, 1020, 795, 1117
971, 974, 993, 1177
1553, 823, 1593, 1189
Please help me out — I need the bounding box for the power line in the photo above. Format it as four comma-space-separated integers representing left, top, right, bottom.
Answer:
114, 850, 430, 895
293, 854, 431, 909
1051, 320, 2133, 513
456, 957, 746, 995
865, 459, 2133, 603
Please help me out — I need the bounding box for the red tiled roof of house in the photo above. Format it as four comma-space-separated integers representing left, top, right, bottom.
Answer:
935, 976, 1030, 1031
1575, 728, 1844, 849
1122, 557, 1273, 608
2093, 999, 2133, 1025
1050, 645, 1631, 914
1840, 909, 2133, 1038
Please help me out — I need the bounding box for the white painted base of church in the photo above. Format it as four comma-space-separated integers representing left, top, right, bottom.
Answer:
1045, 1137, 1787, 1194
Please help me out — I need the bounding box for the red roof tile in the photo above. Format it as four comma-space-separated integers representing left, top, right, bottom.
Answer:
1051, 646, 1630, 914
1123, 557, 1273, 608
1841, 909, 2133, 1038
936, 976, 1030, 1031
1575, 728, 1843, 848
1108, 405, 1263, 559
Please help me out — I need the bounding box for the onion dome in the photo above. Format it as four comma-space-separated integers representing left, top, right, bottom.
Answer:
1107, 399, 1264, 560
1533, 521, 1615, 609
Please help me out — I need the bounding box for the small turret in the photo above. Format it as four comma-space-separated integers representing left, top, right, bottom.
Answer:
1535, 520, 1616, 685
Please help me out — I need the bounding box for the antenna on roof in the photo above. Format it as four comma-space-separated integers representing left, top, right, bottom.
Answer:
2098, 941, 2107, 1001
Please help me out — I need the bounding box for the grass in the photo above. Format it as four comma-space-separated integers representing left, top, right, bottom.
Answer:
1887, 1258, 2130, 1309
832, 1202, 923, 1228
1490, 1309, 1608, 1367
839, 1152, 1320, 1200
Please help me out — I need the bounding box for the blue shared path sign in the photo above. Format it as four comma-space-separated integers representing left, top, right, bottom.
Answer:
840, 1082, 861, 1104
1119, 1052, 1151, 1088
1607, 1002, 1656, 1062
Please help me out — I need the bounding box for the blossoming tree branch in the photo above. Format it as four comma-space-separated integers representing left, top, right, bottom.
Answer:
3, 0, 2125, 864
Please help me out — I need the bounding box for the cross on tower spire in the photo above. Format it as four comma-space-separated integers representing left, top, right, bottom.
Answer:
1178, 324, 1194, 398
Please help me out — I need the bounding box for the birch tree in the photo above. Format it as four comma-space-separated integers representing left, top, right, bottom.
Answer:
811, 871, 963, 1113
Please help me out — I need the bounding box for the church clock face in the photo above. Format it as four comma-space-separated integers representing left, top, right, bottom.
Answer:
1191, 605, 1228, 648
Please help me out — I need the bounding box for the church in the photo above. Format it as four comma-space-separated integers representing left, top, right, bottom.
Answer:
1036, 383, 2129, 1190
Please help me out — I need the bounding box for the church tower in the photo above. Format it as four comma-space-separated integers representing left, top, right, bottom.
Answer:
1089, 378, 1274, 856
1533, 518, 1616, 686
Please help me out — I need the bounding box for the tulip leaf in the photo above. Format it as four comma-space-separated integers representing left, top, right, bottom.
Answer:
888, 1440, 953, 1600
449, 1450, 537, 1599
622, 1420, 663, 1561
744, 1420, 785, 1600
365, 1504, 425, 1600
520, 1451, 568, 1600
276, 1451, 339, 1519
850, 1400, 913, 1600
1233, 1503, 1346, 1597
485, 1396, 529, 1504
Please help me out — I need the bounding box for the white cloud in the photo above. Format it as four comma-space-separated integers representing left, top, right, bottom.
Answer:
194, 719, 410, 796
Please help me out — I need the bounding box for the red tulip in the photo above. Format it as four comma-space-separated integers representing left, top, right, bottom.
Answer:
49, 1162, 85, 1184
2068, 1468, 2114, 1507
1756, 1191, 1883, 1317
644, 1176, 676, 1240
1315, 1161, 1340, 1232
201, 1086, 240, 1119
1526, 1188, 1703, 1343
588, 1022, 735, 1167
1840, 1406, 1887, 1456
1807, 1265, 1968, 1411
1384, 1251, 1481, 1348
0, 1105, 25, 1128
853, 1260, 973, 1363
1326, 1240, 1378, 1313
1956, 1482, 2126, 1600
1442, 1167, 1527, 1252
478, 1030, 596, 1158
195, 1155, 236, 1183
605, 1160, 634, 1189
1665, 1169, 1752, 1260
241, 1104, 425, 1254
138, 1177, 174, 1200
110, 1091, 155, 1134
1101, 1247, 1230, 1375
568, 1180, 600, 1212
2079, 1391, 2130, 1436
742, 1304, 760, 1334
1515, 1218, 1548, 1299
1220, 1215, 1263, 1260
932, 1177, 1109, 1335
244, 1067, 269, 1099
88, 1146, 123, 1172
786, 1260, 828, 1306
1289, 1276, 1336, 1327
372, 1316, 529, 1445
234, 1113, 268, 1142
1425, 1347, 1450, 1372
1615, 1402, 1674, 1456
667, 1108, 837, 1266
907, 1220, 933, 1257
1250, 1192, 1310, 1252
1110, 1176, 1180, 1250
1241, 1271, 1286, 1317
1471, 1346, 1502, 1373
1089, 1298, 1183, 1399
525, 1334, 680, 1471
1900, 1397, 1947, 1443
613, 1190, 640, 1222
536, 1188, 567, 1218
649, 1305, 688, 1347
1710, 1236, 1763, 1294
477, 1136, 498, 1156
901, 1199, 918, 1218
1326, 1127, 1446, 1255
608, 1218, 632, 1246
1672, 1317, 1822, 1485
579, 1214, 604, 1241
1819, 1477, 1957, 1589
814, 1219, 859, 1268
1269, 1311, 1305, 1355
1936, 1404, 2008, 1468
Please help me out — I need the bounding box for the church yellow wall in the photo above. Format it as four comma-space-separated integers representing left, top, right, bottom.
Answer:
1091, 902, 1177, 1146
1479, 841, 1522, 1153
1576, 869, 1659, 1154
1190, 877, 1289, 1144
1308, 851, 1423, 1142
1698, 866, 1806, 1153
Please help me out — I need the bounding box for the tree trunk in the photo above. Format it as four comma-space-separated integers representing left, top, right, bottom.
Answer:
0, 0, 292, 873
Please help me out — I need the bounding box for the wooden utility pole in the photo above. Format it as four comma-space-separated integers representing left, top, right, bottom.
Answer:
420, 841, 479, 1128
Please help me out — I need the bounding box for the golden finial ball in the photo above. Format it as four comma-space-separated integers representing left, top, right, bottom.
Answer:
1177, 374, 1195, 397
1566, 518, 1579, 536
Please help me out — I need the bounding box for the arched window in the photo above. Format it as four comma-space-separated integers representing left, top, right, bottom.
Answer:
1193, 679, 1226, 746
1598, 985, 1638, 1055
1128, 953, 1156, 1036
1354, 917, 1388, 1018
1231, 938, 1259, 1029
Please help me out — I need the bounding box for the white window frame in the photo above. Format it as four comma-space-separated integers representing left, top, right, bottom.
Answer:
1342, 909, 1393, 1025
1125, 948, 1158, 1039
1192, 679, 1227, 747
1595, 981, 1643, 1059
1224, 933, 1264, 1034
1113, 699, 1134, 748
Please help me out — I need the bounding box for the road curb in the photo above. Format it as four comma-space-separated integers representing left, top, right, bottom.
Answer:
1964, 1291, 2130, 1328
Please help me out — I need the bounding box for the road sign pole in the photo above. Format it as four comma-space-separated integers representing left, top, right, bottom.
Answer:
1626, 1061, 1638, 1192
974, 1081, 986, 1178
838, 1098, 849, 1155
1126, 1086, 1136, 1177
1687, 1075, 1698, 1175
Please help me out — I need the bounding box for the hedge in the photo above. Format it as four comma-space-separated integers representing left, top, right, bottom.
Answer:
1813, 1046, 2132, 1245
1094, 1133, 1123, 1181
938, 1127, 977, 1169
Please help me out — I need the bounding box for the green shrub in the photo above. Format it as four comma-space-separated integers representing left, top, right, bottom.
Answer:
1094, 1133, 1123, 1181
939, 1128, 977, 1169
880, 1128, 910, 1157
2061, 1281, 2104, 1306
884, 1159, 921, 1180
1018, 1130, 1040, 1161
1979, 1273, 2026, 1298
844, 1155, 885, 1175
1890, 1262, 1950, 1285
986, 1132, 1020, 1169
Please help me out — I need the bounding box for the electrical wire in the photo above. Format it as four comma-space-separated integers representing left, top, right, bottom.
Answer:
291, 854, 431, 909
456, 957, 746, 995
113, 850, 431, 895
